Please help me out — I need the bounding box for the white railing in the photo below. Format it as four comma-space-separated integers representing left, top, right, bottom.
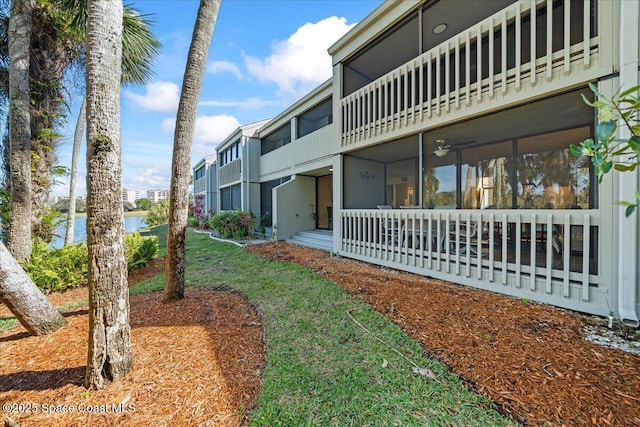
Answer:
339, 208, 608, 315
340, 0, 600, 148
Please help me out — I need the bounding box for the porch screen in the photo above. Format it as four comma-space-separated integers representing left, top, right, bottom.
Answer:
516, 127, 592, 209
460, 141, 513, 209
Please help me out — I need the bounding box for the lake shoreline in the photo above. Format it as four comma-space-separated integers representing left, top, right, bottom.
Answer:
51, 214, 148, 249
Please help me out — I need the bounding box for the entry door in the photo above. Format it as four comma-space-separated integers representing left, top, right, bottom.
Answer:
316, 175, 333, 229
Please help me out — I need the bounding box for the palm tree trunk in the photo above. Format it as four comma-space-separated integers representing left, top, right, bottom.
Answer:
0, 240, 66, 335
8, 0, 35, 262
164, 0, 220, 302
84, 0, 131, 390
65, 97, 86, 246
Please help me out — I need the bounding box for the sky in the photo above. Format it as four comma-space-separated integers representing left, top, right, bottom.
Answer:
52, 0, 383, 198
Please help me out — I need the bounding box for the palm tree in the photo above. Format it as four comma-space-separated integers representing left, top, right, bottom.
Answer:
164, 0, 221, 302
1, 0, 66, 335
0, 240, 66, 334
84, 0, 131, 389
65, 5, 161, 245
7, 0, 34, 261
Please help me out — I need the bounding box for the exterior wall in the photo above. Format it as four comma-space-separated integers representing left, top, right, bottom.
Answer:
215, 120, 271, 213
325, 0, 637, 320
343, 156, 385, 209
260, 125, 335, 180
272, 176, 316, 240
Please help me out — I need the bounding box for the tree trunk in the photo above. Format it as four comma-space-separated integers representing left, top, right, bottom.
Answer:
65, 97, 86, 246
8, 0, 35, 262
0, 241, 66, 335
164, 0, 220, 302
84, 0, 132, 390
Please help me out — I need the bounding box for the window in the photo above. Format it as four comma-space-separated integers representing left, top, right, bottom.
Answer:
297, 97, 333, 138
260, 177, 291, 226
220, 184, 241, 211
516, 127, 592, 209
461, 141, 514, 209
386, 158, 418, 208
194, 166, 205, 180
423, 149, 457, 208
261, 123, 292, 155
220, 187, 231, 210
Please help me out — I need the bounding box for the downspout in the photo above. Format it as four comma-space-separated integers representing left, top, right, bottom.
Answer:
418, 133, 423, 208
616, 0, 639, 327
243, 136, 249, 212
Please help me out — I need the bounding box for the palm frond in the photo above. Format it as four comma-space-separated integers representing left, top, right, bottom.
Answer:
122, 5, 162, 86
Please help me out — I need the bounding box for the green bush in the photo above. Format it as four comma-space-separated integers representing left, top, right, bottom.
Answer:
209, 210, 255, 239
125, 232, 159, 270
25, 232, 158, 293
25, 242, 88, 294
145, 198, 169, 226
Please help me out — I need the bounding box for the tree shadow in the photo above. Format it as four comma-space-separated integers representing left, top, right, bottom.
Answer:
0, 367, 85, 391
0, 286, 265, 424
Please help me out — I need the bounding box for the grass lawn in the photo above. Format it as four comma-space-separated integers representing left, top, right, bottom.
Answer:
2, 225, 512, 425
134, 226, 512, 426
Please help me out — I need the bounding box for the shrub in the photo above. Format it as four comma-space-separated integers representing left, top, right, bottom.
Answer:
125, 232, 159, 270
209, 210, 255, 239
24, 242, 88, 293
32, 205, 64, 244
25, 232, 158, 293
145, 198, 169, 226
189, 194, 209, 228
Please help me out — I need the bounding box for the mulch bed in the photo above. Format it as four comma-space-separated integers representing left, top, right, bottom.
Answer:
246, 242, 640, 427
1, 272, 265, 426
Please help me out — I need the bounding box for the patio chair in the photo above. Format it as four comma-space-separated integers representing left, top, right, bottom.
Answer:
446, 221, 478, 255
377, 205, 400, 244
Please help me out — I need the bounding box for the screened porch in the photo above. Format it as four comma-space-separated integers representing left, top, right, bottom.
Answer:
338, 88, 608, 316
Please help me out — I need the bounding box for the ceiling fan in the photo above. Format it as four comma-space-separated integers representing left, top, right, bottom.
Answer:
432, 139, 450, 157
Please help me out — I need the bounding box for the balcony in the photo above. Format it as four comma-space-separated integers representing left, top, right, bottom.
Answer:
219, 158, 241, 186
339, 0, 610, 151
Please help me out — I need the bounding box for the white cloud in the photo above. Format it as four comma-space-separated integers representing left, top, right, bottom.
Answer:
124, 81, 180, 112
243, 16, 355, 98
199, 100, 245, 108
207, 60, 242, 79
161, 114, 241, 155
133, 166, 171, 190
199, 97, 280, 110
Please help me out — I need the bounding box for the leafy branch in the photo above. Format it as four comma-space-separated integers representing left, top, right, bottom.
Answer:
571, 83, 640, 216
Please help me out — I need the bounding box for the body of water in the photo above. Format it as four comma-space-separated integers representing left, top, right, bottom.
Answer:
50, 216, 147, 249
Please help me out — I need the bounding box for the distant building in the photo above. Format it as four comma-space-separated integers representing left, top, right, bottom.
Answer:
147, 189, 169, 204
122, 188, 140, 208
192, 154, 217, 214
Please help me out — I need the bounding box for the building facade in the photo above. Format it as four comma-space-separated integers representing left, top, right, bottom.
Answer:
197, 0, 639, 324
193, 155, 217, 214
121, 188, 140, 208
147, 189, 169, 204
215, 119, 271, 214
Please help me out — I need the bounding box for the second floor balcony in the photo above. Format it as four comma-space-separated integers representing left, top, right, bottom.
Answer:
338, 0, 613, 151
